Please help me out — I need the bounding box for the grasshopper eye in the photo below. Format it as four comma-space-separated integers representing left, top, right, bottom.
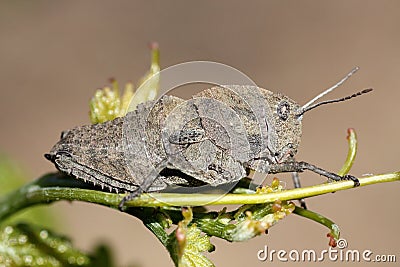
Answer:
277, 101, 290, 120
60, 130, 70, 139
56, 150, 72, 158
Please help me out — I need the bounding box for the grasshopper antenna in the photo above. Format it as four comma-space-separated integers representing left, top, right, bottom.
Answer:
297, 88, 372, 117
302, 67, 359, 110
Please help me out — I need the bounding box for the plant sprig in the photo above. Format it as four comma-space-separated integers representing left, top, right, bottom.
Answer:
1, 45, 398, 267
0, 128, 399, 266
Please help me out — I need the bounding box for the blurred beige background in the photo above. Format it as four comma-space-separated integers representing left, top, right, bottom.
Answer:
0, 1, 399, 266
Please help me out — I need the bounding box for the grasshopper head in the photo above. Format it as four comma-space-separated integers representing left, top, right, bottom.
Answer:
45, 128, 77, 174
262, 90, 303, 163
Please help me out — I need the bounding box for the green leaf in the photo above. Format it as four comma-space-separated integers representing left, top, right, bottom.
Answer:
179, 225, 215, 267
0, 223, 120, 267
168, 225, 215, 267
0, 223, 90, 267
166, 208, 215, 267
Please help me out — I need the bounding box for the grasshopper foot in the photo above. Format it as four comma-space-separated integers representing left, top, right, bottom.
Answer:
118, 188, 143, 211
343, 174, 360, 187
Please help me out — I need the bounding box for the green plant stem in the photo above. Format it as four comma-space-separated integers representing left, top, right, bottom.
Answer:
338, 128, 357, 176
1, 129, 398, 267
293, 206, 340, 240
140, 173, 399, 206
0, 172, 398, 222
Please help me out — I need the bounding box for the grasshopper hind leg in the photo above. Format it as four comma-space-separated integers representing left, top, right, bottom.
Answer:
118, 159, 168, 211
118, 187, 144, 210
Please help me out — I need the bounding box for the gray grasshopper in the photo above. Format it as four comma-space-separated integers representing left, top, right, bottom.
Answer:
45, 71, 372, 209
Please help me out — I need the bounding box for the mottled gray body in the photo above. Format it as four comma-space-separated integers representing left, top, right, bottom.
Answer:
46, 85, 304, 193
